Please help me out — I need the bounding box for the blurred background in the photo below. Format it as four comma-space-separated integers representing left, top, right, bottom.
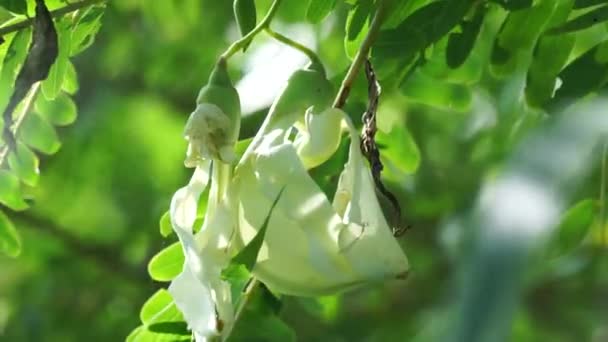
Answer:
1, 1, 607, 341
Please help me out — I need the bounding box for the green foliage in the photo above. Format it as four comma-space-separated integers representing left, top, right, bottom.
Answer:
0, 0, 106, 259
234, 0, 256, 51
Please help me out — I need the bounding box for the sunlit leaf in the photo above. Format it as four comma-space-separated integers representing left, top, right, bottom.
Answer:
7, 142, 39, 187
548, 199, 596, 256
62, 61, 79, 95
377, 125, 420, 174
159, 211, 172, 237
0, 170, 28, 211
148, 242, 184, 282
70, 5, 105, 56
35, 91, 77, 126
19, 112, 61, 155
0, 209, 21, 257
446, 6, 485, 68
233, 0, 256, 51
548, 5, 608, 35
140, 289, 184, 325
42, 20, 72, 100
345, 0, 372, 59
306, 0, 336, 23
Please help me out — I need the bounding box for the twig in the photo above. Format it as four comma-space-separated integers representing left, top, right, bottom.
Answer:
360, 60, 408, 236
0, 0, 106, 37
264, 27, 323, 71
333, 0, 391, 109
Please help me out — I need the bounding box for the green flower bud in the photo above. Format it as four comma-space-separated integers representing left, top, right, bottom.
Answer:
185, 61, 241, 166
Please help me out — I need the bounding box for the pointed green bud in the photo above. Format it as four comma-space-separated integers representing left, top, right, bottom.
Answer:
185, 61, 241, 166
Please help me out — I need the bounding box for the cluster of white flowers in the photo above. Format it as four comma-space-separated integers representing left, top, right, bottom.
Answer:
168, 65, 409, 341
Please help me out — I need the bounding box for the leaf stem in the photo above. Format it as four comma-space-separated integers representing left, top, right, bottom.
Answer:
0, 83, 41, 168
264, 27, 323, 71
333, 0, 390, 109
0, 0, 106, 37
220, 0, 283, 61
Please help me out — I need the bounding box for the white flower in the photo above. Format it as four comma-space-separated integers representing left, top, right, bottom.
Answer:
168, 160, 236, 341
184, 103, 238, 166
233, 108, 409, 296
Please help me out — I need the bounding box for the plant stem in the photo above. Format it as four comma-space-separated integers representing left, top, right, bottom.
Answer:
0, 83, 41, 167
220, 0, 283, 61
264, 28, 323, 71
333, 0, 390, 109
0, 0, 106, 36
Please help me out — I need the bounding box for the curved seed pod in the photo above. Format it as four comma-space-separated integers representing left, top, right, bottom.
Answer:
186, 61, 241, 166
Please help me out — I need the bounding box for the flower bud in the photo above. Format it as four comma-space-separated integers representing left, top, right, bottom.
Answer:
185, 61, 241, 166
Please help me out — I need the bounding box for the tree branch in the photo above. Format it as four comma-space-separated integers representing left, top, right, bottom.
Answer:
0, 0, 107, 37
333, 0, 391, 109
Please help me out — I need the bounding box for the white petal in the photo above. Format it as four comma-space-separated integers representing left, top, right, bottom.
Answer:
168, 267, 216, 340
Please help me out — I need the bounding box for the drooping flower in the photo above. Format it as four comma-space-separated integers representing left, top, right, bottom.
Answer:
232, 68, 409, 296
168, 60, 241, 341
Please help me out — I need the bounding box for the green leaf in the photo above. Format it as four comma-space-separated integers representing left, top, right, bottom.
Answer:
548, 5, 608, 34
42, 20, 72, 100
127, 326, 191, 342
0, 29, 31, 115
525, 34, 576, 107
374, 1, 472, 63
147, 242, 184, 282
446, 6, 485, 68
70, 5, 105, 56
377, 125, 420, 174
346, 0, 372, 41
35, 91, 77, 126
7, 142, 39, 187
233, 0, 256, 51
159, 211, 172, 237
553, 42, 608, 103
306, 0, 336, 23
548, 199, 596, 256
489, 0, 533, 10
19, 112, 61, 155
345, 0, 372, 59
574, 0, 608, 9
0, 170, 28, 211
62, 61, 79, 95
231, 188, 284, 271
0, 210, 21, 257
227, 284, 295, 342
140, 289, 184, 325
0, 0, 27, 14
399, 70, 472, 112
